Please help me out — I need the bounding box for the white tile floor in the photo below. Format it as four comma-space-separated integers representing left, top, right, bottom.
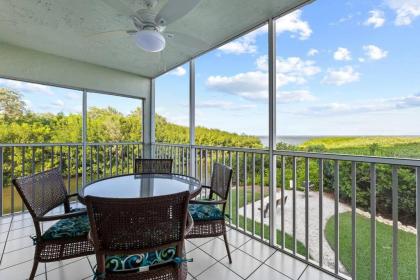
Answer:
0, 210, 341, 280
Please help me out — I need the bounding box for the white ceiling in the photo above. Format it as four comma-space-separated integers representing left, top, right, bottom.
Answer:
0, 0, 310, 78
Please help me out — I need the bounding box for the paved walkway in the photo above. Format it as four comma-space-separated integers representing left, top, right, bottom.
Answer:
239, 189, 350, 274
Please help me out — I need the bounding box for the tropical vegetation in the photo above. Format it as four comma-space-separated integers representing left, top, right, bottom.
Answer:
326, 212, 416, 280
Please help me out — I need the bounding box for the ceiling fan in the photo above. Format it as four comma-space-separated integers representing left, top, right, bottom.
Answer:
100, 0, 207, 52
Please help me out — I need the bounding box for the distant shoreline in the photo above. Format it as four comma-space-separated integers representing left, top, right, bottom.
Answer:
257, 135, 420, 147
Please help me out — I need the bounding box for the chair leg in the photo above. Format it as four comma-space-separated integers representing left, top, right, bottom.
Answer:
29, 258, 39, 280
223, 232, 232, 264
96, 253, 106, 279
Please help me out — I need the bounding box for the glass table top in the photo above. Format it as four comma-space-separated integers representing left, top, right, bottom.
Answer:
79, 174, 201, 199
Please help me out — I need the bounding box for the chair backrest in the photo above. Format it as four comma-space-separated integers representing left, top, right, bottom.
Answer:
12, 168, 68, 218
134, 158, 173, 174
85, 191, 190, 255
210, 163, 233, 200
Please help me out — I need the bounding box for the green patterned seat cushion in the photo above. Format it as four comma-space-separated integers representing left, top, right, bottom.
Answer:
42, 211, 90, 241
105, 247, 176, 273
188, 203, 224, 221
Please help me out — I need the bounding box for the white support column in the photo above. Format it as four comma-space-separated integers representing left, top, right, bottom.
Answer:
268, 18, 277, 246
143, 78, 155, 158
189, 59, 196, 177
82, 90, 87, 186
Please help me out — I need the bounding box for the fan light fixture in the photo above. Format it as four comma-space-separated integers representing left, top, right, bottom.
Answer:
135, 29, 166, 52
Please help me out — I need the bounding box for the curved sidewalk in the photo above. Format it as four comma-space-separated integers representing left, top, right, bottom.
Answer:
239, 189, 350, 274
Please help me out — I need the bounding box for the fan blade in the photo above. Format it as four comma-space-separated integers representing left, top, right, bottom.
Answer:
165, 32, 208, 50
155, 0, 200, 26
102, 0, 134, 16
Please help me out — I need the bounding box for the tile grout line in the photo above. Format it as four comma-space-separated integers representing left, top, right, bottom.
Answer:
213, 238, 254, 279
192, 236, 249, 279
257, 248, 305, 280
0, 215, 14, 265
297, 265, 309, 280
41, 219, 48, 279
243, 246, 297, 280
193, 259, 220, 279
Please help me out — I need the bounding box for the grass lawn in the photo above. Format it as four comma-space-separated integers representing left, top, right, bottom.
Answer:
228, 188, 307, 256
325, 212, 417, 280
301, 136, 420, 158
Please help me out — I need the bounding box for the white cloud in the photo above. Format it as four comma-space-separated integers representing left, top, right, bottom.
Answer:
52, 99, 65, 108
386, 0, 420, 26
358, 57, 365, 63
169, 66, 187, 76
364, 10, 386, 28
363, 45, 388, 60
322, 66, 360, 86
218, 10, 311, 55
333, 47, 352, 61
0, 78, 54, 96
276, 10, 312, 40
206, 56, 320, 102
22, 99, 32, 110
64, 92, 81, 100
196, 101, 256, 110
337, 14, 354, 24
307, 48, 319, 56
257, 55, 320, 87
300, 92, 420, 115
218, 34, 257, 55
278, 90, 316, 103
206, 71, 268, 101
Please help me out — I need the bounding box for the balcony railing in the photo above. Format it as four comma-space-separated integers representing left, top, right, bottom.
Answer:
0, 142, 144, 215
1, 141, 419, 280
154, 143, 420, 280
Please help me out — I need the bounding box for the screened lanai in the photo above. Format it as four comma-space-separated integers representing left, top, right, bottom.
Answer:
0, 0, 419, 280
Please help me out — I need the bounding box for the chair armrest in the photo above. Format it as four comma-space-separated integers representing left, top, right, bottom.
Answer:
185, 213, 194, 235
189, 199, 226, 205
36, 209, 87, 222
66, 193, 79, 198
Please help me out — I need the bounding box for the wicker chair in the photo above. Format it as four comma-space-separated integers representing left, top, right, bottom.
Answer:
134, 158, 173, 174
12, 168, 94, 280
85, 191, 192, 280
187, 163, 233, 263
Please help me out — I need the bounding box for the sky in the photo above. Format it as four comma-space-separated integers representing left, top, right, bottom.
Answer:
1, 0, 420, 137
156, 0, 420, 136
0, 78, 142, 115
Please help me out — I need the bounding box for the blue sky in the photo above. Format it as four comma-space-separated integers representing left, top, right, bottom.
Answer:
0, 79, 142, 115
1, 0, 420, 137
157, 0, 420, 136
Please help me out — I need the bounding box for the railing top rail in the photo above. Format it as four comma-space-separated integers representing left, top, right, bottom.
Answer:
155, 143, 420, 167
274, 149, 420, 167
0, 142, 144, 148
154, 143, 190, 148
87, 142, 144, 146
192, 144, 269, 154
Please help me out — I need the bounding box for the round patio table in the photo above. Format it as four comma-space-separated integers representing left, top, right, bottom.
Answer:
78, 173, 202, 202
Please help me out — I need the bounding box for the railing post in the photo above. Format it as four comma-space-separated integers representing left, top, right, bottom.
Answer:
416, 167, 419, 280
268, 17, 277, 246
143, 79, 155, 159
189, 59, 196, 177
82, 90, 87, 187
0, 147, 3, 216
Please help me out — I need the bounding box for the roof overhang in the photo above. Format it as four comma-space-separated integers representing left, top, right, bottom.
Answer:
0, 0, 312, 79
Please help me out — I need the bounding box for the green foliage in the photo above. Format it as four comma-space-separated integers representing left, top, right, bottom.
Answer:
294, 137, 419, 225
0, 88, 27, 121
155, 114, 263, 148
325, 212, 417, 280
302, 136, 420, 158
